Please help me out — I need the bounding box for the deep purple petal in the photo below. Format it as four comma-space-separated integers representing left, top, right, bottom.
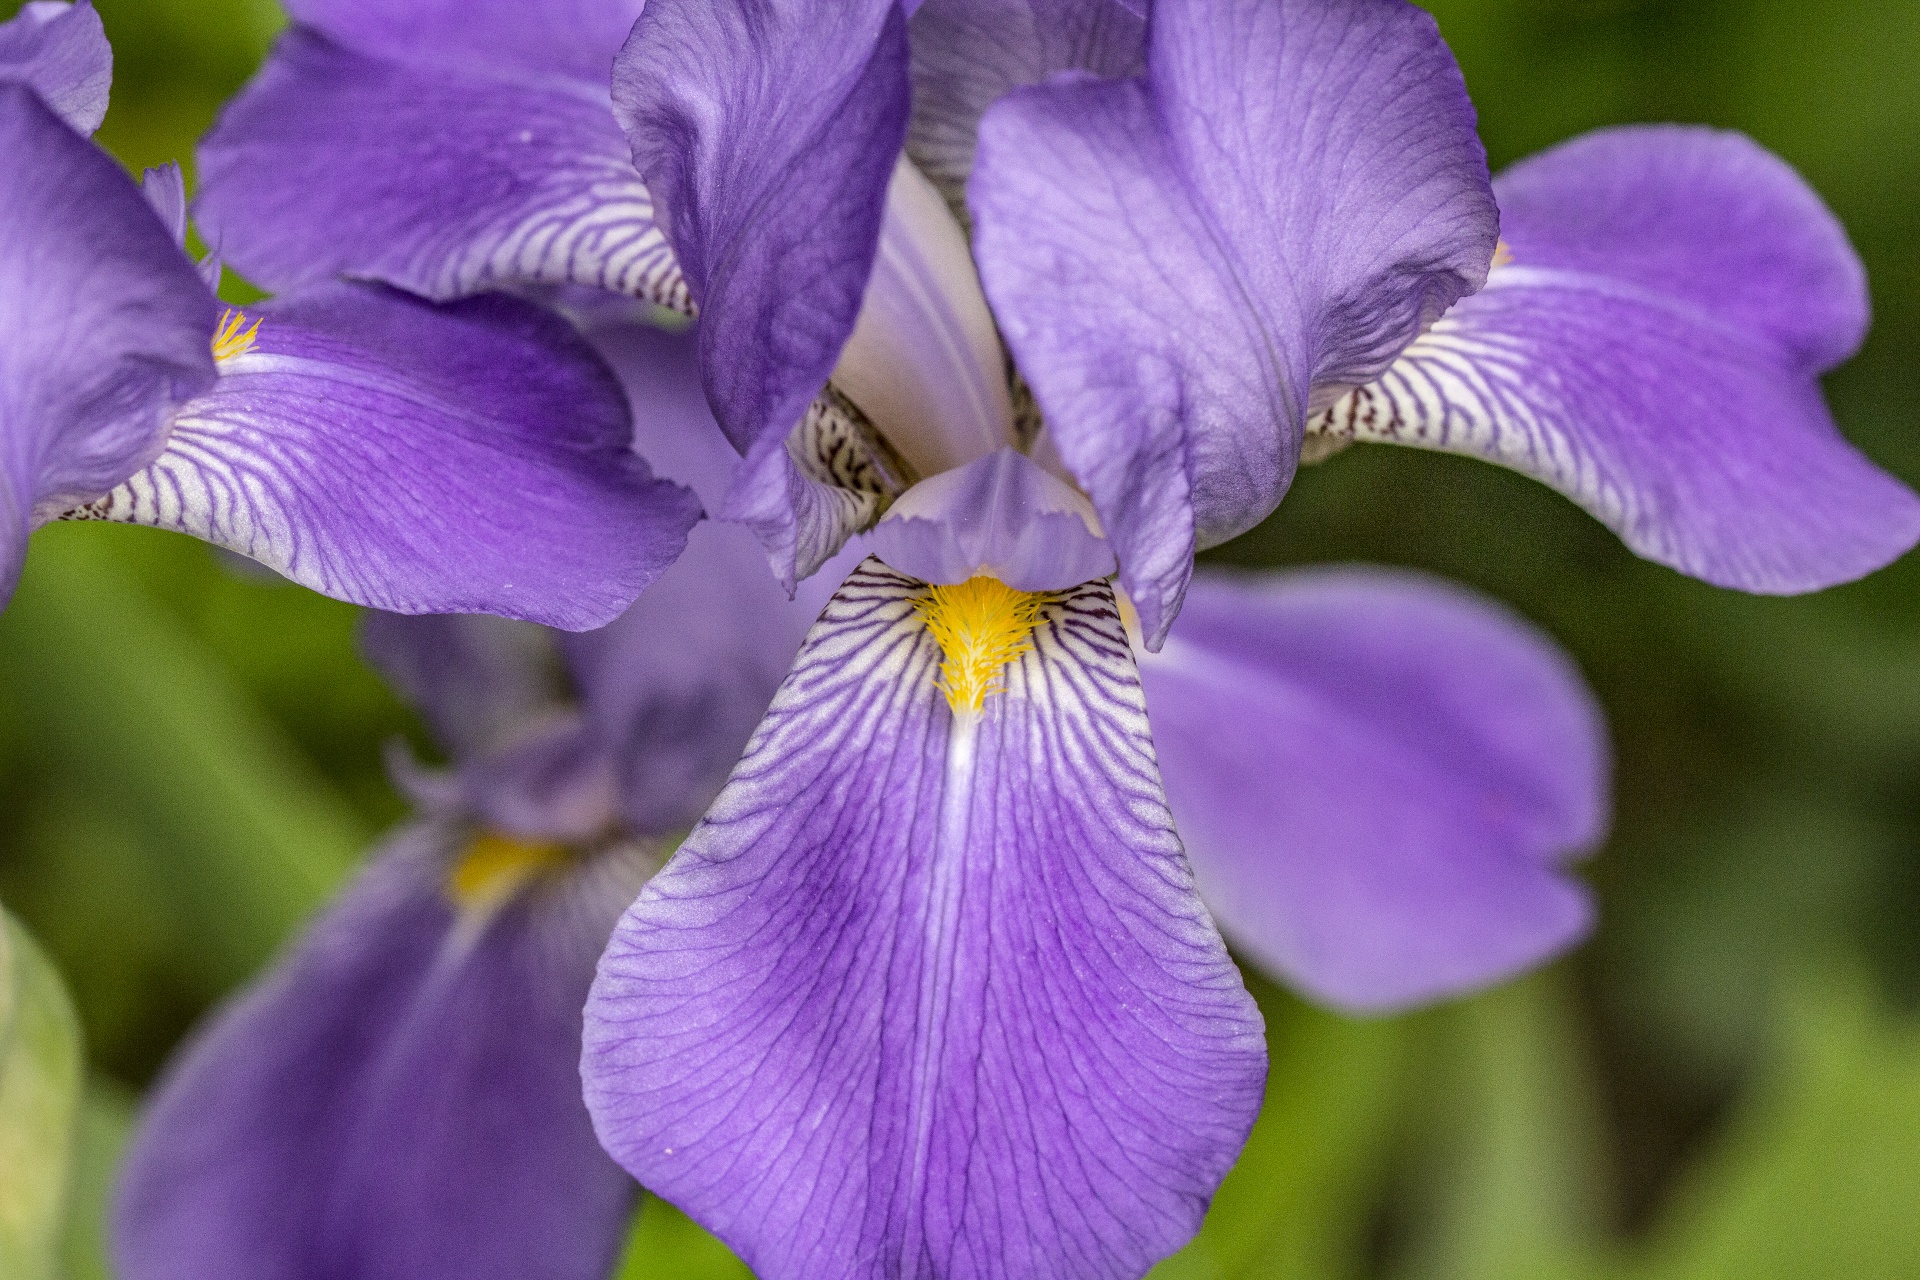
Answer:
611, 0, 910, 464
0, 0, 111, 134
1310, 126, 1920, 591
115, 824, 646, 1280
558, 321, 859, 834
361, 613, 569, 761
584, 559, 1265, 1280
0, 85, 216, 601
285, 0, 640, 83
971, 0, 1497, 645
907, 0, 1144, 212
75, 283, 701, 630
868, 447, 1116, 591
1139, 567, 1606, 1012
196, 30, 688, 309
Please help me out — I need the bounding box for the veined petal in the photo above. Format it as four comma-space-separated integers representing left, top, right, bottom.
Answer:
584, 559, 1265, 1280
116, 823, 648, 1280
0, 85, 216, 603
611, 0, 910, 466
869, 447, 1116, 591
1140, 568, 1607, 1012
0, 0, 111, 134
907, 0, 1144, 216
70, 283, 701, 630
971, 0, 1496, 645
1309, 127, 1920, 592
285, 0, 642, 84
196, 30, 689, 310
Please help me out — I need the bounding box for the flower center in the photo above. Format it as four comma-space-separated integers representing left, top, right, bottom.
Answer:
447, 831, 571, 914
913, 576, 1051, 715
211, 308, 261, 363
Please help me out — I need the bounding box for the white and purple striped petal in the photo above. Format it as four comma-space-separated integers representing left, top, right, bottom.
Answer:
1309, 126, 1920, 592
0, 0, 111, 134
970, 0, 1497, 645
116, 824, 648, 1280
0, 85, 216, 603
584, 559, 1265, 1280
1141, 567, 1608, 1013
73, 284, 701, 631
196, 31, 689, 310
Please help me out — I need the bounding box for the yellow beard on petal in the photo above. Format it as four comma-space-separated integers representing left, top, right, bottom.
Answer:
447, 832, 571, 915
211, 308, 262, 364
913, 576, 1051, 715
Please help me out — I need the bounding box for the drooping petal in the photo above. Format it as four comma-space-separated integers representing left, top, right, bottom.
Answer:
611, 0, 910, 468
284, 0, 641, 84
0, 0, 111, 134
0, 85, 216, 602
196, 30, 689, 310
361, 612, 570, 762
1139, 567, 1607, 1013
552, 321, 852, 833
868, 447, 1115, 591
71, 283, 701, 630
116, 824, 647, 1280
584, 559, 1265, 1280
1309, 126, 1920, 593
971, 0, 1497, 645
907, 0, 1144, 215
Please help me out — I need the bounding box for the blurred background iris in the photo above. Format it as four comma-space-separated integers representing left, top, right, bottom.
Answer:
2, 1, 1916, 1277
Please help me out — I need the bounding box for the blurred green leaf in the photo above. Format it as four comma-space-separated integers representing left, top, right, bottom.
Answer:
0, 528, 365, 996
60, 1079, 137, 1280
1151, 981, 1412, 1280
615, 1195, 753, 1280
0, 906, 83, 1280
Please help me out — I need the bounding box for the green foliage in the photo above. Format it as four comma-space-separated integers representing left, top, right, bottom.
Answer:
0, 907, 83, 1280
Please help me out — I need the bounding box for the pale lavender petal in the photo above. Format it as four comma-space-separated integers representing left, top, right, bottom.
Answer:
196, 31, 688, 310
116, 824, 647, 1280
456, 720, 623, 845
971, 0, 1497, 645
584, 559, 1265, 1280
611, 0, 909, 467
0, 85, 216, 601
360, 613, 569, 761
1310, 126, 1920, 592
141, 163, 188, 245
73, 283, 701, 630
1140, 567, 1607, 1013
0, 0, 110, 133
907, 0, 1144, 213
868, 447, 1115, 591
285, 0, 641, 83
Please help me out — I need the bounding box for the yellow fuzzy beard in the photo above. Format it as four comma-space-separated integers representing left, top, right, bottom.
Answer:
913, 576, 1051, 715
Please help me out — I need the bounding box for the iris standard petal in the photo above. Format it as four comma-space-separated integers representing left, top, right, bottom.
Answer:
584, 559, 1265, 1280
284, 0, 641, 83
869, 447, 1116, 592
611, 0, 909, 468
0, 0, 111, 134
196, 30, 688, 310
1139, 568, 1607, 1013
971, 0, 1497, 646
1309, 126, 1920, 593
906, 0, 1144, 215
70, 283, 701, 630
116, 824, 646, 1280
362, 612, 570, 762
0, 85, 216, 602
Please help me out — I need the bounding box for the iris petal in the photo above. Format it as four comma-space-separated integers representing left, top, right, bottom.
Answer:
584, 558, 1265, 1280
0, 0, 111, 134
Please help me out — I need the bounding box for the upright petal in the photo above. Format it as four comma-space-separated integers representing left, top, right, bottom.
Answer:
1140, 568, 1607, 1012
971, 0, 1496, 644
907, 0, 1144, 215
361, 613, 570, 761
284, 0, 641, 84
197, 31, 689, 310
611, 0, 910, 465
0, 85, 215, 602
585, 560, 1265, 1280
70, 283, 701, 630
0, 0, 111, 134
1309, 126, 1920, 592
116, 825, 647, 1280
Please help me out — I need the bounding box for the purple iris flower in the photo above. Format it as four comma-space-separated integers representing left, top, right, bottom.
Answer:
0, 4, 700, 627
112, 322, 854, 1280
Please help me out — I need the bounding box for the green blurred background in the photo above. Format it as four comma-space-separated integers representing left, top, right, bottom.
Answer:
2, 0, 1917, 1277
